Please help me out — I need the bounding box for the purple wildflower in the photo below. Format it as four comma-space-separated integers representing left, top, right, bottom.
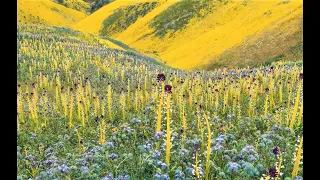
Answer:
154, 131, 165, 140
164, 85, 172, 93
143, 141, 152, 151
57, 164, 69, 173
81, 166, 89, 174
84, 152, 93, 161
156, 161, 168, 170
267, 167, 278, 178
215, 135, 225, 143
153, 150, 161, 159
108, 153, 118, 160
157, 73, 166, 82
214, 144, 223, 151
115, 174, 130, 180
179, 149, 189, 156
102, 173, 114, 180
30, 134, 36, 139
192, 144, 200, 156
174, 169, 185, 180
299, 73, 303, 80
105, 141, 114, 149
273, 146, 280, 155
241, 145, 255, 154
294, 176, 303, 180
226, 162, 241, 174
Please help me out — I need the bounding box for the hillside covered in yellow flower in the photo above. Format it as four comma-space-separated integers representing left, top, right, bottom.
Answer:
74, 0, 303, 69
18, 0, 303, 70
18, 0, 88, 28
17, 0, 128, 50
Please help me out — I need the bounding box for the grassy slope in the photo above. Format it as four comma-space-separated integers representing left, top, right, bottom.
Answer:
18, 0, 88, 28
18, 24, 125, 51
100, 1, 159, 37
52, 0, 90, 13
73, 0, 158, 34
18, 0, 127, 51
111, 0, 181, 58
113, 0, 302, 69
90, 0, 115, 13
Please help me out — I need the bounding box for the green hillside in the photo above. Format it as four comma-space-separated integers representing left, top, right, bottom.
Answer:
100, 1, 158, 36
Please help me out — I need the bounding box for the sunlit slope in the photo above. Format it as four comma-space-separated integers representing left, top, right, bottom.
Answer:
114, 0, 302, 69
99, 1, 159, 37
114, 0, 181, 45
73, 0, 158, 34
204, 10, 302, 69
52, 0, 90, 13
18, 0, 87, 28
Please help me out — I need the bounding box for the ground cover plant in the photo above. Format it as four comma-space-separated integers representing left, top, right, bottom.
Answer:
17, 24, 303, 180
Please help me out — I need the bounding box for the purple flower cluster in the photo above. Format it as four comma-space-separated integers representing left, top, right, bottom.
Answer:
154, 131, 165, 140
105, 141, 114, 149
273, 146, 280, 155
164, 85, 172, 93
120, 125, 133, 133
84, 152, 93, 161
226, 162, 241, 174
154, 172, 169, 180
157, 73, 166, 82
179, 149, 189, 156
153, 150, 161, 159
57, 164, 69, 173
156, 160, 168, 170
241, 145, 255, 154
108, 153, 118, 160
267, 167, 278, 178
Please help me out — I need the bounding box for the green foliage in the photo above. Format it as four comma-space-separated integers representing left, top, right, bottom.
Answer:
101, 36, 137, 52
100, 2, 158, 36
90, 0, 115, 13
150, 0, 216, 38
54, 0, 90, 13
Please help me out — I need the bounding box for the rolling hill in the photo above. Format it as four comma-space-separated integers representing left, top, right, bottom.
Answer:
18, 0, 88, 28
74, 0, 302, 69
51, 0, 91, 13
17, 0, 128, 51
73, 0, 161, 34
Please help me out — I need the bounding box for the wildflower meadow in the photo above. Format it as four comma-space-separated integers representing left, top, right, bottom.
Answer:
17, 24, 303, 180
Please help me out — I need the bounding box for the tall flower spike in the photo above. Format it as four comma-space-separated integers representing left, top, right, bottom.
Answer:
204, 112, 211, 180
292, 136, 303, 178
165, 92, 171, 167
289, 80, 302, 128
